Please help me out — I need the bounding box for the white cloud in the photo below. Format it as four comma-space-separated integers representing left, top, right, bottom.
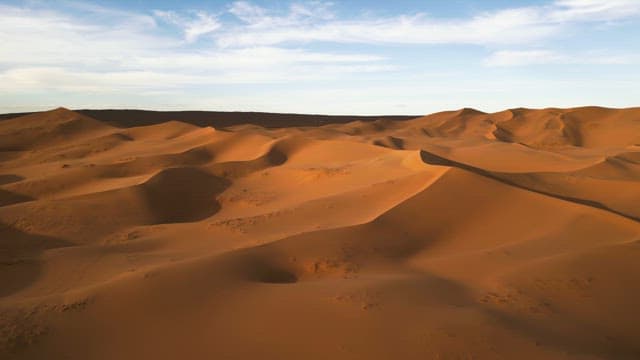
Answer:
228, 1, 268, 24
214, 0, 640, 47
229, 1, 333, 27
0, 3, 387, 93
128, 47, 384, 70
0, 4, 171, 67
1, 1, 636, 72
153, 10, 221, 42
550, 0, 640, 22
0, 54, 392, 93
485, 50, 566, 66
0, 65, 394, 93
485, 49, 639, 66
217, 6, 556, 47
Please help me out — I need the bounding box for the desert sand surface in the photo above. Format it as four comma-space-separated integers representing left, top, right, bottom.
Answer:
1, 106, 639, 359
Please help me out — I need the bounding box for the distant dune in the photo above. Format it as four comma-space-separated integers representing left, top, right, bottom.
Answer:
1, 106, 639, 359
0, 109, 416, 128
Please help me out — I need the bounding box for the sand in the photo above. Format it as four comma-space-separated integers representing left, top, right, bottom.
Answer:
1, 106, 639, 359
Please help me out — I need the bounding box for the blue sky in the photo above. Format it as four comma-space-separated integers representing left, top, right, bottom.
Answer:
1, 0, 639, 115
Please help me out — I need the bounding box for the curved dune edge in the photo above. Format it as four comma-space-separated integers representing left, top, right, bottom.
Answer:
0, 107, 639, 359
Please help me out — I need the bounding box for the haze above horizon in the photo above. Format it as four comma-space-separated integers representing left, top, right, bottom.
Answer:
1, 0, 639, 115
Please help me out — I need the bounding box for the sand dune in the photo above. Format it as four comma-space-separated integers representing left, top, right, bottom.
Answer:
1, 107, 639, 359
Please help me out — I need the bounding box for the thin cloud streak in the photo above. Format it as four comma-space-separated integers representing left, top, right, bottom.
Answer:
485, 49, 640, 66
154, 10, 221, 42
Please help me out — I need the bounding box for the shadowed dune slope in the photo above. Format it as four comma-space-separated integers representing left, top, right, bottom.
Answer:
1, 107, 639, 360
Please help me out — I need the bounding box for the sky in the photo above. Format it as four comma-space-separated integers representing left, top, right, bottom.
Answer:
0, 0, 639, 115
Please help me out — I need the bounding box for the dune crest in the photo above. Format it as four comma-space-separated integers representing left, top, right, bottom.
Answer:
1, 107, 639, 359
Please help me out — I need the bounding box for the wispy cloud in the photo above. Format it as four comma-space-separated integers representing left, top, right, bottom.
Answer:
549, 0, 640, 22
217, 5, 555, 47
485, 50, 566, 67
0, 45, 392, 93
0, 4, 169, 67
128, 47, 385, 70
153, 10, 221, 43
0, 3, 387, 92
214, 0, 640, 47
0, 62, 395, 93
485, 49, 639, 66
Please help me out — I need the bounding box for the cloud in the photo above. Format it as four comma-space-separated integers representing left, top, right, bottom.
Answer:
128, 47, 384, 70
228, 1, 268, 24
153, 10, 221, 42
229, 1, 333, 26
0, 45, 391, 92
0, 67, 200, 92
0, 60, 394, 93
0, 4, 171, 67
485, 50, 566, 66
2, 1, 636, 72
214, 0, 640, 47
1, 1, 638, 113
485, 49, 639, 66
0, 3, 387, 93
217, 5, 555, 47
550, 0, 640, 22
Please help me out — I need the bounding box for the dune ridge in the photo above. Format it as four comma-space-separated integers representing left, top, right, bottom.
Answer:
1, 107, 639, 359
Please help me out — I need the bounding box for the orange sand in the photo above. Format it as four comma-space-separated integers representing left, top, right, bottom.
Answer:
1, 107, 639, 359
